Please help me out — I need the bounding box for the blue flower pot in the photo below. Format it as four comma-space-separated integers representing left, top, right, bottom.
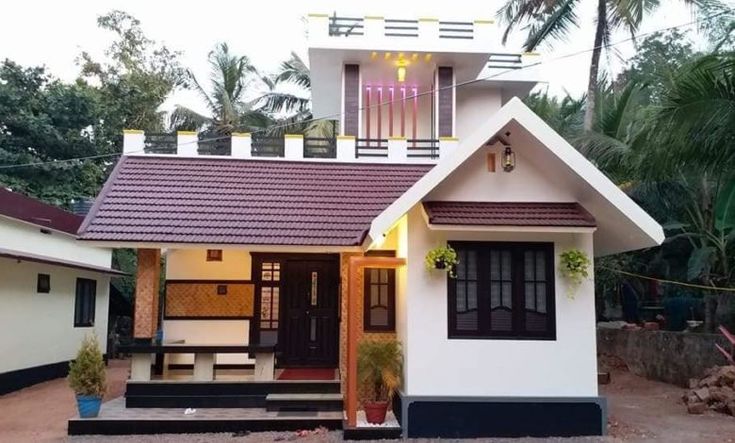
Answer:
76, 395, 102, 418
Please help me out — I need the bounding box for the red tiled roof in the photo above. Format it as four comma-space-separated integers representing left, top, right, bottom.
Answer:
0, 188, 83, 235
423, 201, 596, 227
79, 156, 433, 246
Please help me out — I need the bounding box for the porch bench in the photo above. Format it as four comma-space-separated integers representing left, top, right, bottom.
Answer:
119, 343, 277, 382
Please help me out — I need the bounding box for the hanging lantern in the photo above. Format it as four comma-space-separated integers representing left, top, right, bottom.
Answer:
502, 145, 516, 172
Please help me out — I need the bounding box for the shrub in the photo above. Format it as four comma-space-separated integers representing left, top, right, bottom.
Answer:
68, 335, 107, 397
357, 338, 402, 402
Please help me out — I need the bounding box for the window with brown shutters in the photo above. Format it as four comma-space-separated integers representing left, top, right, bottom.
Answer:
448, 242, 556, 340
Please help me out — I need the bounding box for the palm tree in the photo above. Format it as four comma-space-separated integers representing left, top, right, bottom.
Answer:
497, 0, 713, 131
170, 43, 264, 134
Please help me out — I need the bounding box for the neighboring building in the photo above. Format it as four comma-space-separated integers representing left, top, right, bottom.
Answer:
0, 189, 123, 394
73, 14, 664, 438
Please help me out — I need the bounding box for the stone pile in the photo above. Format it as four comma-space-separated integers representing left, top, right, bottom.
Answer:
683, 365, 735, 415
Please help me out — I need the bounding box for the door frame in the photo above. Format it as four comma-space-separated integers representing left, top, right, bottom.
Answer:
250, 253, 340, 367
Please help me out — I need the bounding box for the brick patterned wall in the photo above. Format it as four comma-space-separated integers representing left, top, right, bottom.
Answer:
165, 282, 254, 318
134, 249, 161, 338
339, 253, 398, 404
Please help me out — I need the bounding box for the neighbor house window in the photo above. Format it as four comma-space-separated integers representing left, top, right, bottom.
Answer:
364, 268, 396, 332
74, 278, 96, 327
448, 242, 555, 340
206, 249, 223, 261
37, 273, 50, 293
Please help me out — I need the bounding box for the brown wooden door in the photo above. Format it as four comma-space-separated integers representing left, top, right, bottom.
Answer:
280, 258, 339, 367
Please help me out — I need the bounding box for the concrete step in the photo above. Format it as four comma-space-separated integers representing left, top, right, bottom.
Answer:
265, 393, 344, 412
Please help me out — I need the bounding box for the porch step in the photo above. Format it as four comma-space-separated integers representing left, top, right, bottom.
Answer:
266, 393, 344, 412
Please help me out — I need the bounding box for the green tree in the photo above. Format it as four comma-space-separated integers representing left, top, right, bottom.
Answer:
497, 0, 713, 131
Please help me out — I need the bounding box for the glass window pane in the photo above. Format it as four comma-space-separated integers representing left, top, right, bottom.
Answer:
370, 306, 389, 326
379, 269, 388, 283
467, 250, 477, 279
490, 250, 499, 280
311, 271, 318, 306
536, 283, 547, 313
369, 269, 379, 283
273, 270, 280, 281
262, 270, 272, 281
501, 251, 511, 280
456, 250, 466, 279
467, 282, 477, 310
380, 285, 388, 305
502, 282, 512, 307
456, 283, 466, 311
525, 283, 535, 309
536, 251, 545, 280
524, 251, 534, 280
370, 285, 379, 306
490, 282, 501, 308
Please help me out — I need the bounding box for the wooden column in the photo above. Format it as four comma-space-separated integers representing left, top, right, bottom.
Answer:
133, 248, 161, 339
346, 255, 405, 427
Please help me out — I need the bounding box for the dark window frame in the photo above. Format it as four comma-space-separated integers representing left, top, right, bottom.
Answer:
37, 273, 50, 293
363, 267, 396, 332
447, 241, 556, 340
74, 278, 97, 328
206, 249, 223, 261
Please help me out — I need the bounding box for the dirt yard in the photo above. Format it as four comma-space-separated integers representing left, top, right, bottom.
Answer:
1, 359, 734, 442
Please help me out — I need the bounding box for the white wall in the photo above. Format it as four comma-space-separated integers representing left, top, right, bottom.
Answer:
164, 248, 253, 364
0, 216, 110, 267
403, 207, 597, 397
0, 257, 110, 373
455, 86, 502, 142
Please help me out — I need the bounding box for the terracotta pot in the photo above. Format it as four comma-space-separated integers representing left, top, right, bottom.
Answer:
434, 260, 447, 270
364, 400, 389, 424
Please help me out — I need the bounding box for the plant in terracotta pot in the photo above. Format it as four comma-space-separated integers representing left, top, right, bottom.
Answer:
357, 338, 402, 424
68, 335, 107, 418
425, 245, 459, 277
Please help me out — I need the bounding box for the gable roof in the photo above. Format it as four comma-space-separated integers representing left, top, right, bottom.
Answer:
0, 188, 83, 235
368, 97, 664, 256
78, 156, 432, 246
423, 201, 596, 227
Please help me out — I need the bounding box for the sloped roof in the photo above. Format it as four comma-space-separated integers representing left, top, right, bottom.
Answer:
78, 156, 433, 246
0, 188, 83, 235
0, 247, 126, 276
369, 97, 664, 256
423, 201, 596, 227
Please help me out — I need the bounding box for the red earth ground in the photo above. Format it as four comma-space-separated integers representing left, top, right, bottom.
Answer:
1, 359, 734, 442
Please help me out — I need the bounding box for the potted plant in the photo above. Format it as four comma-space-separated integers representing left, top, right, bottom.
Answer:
357, 338, 402, 424
559, 248, 591, 298
425, 245, 459, 277
68, 335, 107, 418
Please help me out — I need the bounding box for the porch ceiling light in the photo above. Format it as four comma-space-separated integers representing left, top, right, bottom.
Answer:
503, 145, 516, 172
397, 66, 407, 83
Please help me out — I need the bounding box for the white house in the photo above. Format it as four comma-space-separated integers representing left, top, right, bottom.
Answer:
0, 188, 123, 394
73, 13, 663, 438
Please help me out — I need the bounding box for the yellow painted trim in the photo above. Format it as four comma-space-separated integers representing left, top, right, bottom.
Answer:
284, 134, 304, 139
439, 137, 459, 141
123, 129, 144, 134
307, 13, 329, 18
177, 131, 197, 135
337, 135, 356, 140
364, 16, 384, 20
388, 136, 407, 141
231, 132, 251, 137
474, 19, 495, 24
418, 18, 439, 22
523, 51, 541, 56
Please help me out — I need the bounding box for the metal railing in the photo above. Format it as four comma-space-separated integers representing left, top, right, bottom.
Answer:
304, 137, 336, 158
356, 138, 388, 158
439, 21, 474, 39
197, 137, 231, 156
407, 139, 440, 159
251, 135, 285, 157
144, 133, 177, 154
384, 19, 418, 37
487, 53, 524, 70
329, 16, 364, 36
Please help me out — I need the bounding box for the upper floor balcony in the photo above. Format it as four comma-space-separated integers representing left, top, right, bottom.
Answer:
122, 130, 457, 164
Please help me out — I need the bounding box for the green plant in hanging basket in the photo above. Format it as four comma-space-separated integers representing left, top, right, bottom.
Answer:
425, 245, 459, 278
559, 249, 591, 298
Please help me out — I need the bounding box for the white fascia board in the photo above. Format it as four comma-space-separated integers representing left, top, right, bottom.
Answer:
427, 224, 597, 234
367, 97, 664, 252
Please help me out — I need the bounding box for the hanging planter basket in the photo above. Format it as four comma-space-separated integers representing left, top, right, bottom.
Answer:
559, 248, 591, 298
425, 246, 459, 277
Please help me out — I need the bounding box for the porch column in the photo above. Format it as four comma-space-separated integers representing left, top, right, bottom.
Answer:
133, 248, 161, 340
346, 255, 405, 427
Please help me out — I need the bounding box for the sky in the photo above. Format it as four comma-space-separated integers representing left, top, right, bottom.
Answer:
0, 0, 719, 116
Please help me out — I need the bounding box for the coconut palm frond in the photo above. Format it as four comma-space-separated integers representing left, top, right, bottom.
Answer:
522, 0, 582, 51
496, 0, 551, 45
274, 52, 310, 89
169, 105, 211, 131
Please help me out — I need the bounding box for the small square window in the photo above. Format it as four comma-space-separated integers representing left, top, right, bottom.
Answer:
206, 249, 223, 261
217, 284, 228, 295
37, 274, 50, 293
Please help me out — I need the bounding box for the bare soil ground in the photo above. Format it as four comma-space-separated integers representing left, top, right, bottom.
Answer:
1, 359, 734, 442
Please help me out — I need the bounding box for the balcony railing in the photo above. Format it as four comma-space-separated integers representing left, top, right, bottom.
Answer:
328, 16, 364, 36
125, 131, 452, 163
